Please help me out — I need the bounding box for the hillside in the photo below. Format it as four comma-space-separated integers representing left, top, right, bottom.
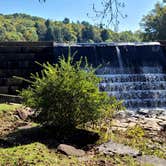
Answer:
0, 13, 141, 43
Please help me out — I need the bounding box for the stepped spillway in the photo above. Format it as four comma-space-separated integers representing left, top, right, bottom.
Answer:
98, 73, 166, 108
95, 42, 166, 109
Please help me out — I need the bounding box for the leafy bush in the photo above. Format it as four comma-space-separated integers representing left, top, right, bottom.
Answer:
20, 55, 113, 131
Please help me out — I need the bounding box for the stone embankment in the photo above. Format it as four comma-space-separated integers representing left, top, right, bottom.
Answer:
112, 109, 166, 133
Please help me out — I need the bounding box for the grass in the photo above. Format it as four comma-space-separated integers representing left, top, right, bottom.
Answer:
0, 142, 80, 166
0, 103, 21, 113
0, 103, 165, 166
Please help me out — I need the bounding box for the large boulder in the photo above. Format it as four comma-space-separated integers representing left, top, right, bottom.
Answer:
137, 155, 166, 166
57, 144, 85, 157
97, 140, 140, 157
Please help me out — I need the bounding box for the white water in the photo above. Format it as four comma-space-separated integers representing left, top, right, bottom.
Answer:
115, 46, 124, 73
98, 68, 166, 109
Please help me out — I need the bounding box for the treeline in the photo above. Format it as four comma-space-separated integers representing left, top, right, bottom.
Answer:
0, 13, 142, 43
141, 2, 166, 41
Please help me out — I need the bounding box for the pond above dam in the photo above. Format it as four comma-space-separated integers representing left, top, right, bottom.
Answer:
0, 41, 166, 109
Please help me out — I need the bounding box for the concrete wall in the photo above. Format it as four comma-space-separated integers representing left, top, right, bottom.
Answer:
0, 42, 54, 95
0, 41, 166, 96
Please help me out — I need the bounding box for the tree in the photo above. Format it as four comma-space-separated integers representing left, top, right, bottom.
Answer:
61, 27, 76, 42
81, 25, 95, 42
63, 18, 70, 24
101, 29, 110, 41
20, 55, 112, 131
141, 2, 166, 41
119, 31, 141, 42
5, 32, 23, 41
44, 20, 55, 41
35, 22, 47, 41
0, 26, 6, 41
23, 28, 38, 41
54, 26, 63, 42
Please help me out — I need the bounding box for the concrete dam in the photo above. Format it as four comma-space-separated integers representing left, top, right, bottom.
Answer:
0, 41, 166, 109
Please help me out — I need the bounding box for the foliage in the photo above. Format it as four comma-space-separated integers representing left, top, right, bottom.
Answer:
82, 96, 125, 143
0, 143, 74, 166
112, 126, 166, 159
0, 13, 142, 42
19, 55, 114, 131
126, 125, 145, 140
141, 2, 166, 41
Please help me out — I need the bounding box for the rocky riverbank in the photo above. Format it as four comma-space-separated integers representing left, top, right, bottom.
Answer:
112, 109, 166, 133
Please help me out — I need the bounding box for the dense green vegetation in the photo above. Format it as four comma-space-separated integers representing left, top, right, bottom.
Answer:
141, 2, 166, 41
19, 55, 121, 131
1, 2, 166, 43
0, 13, 141, 43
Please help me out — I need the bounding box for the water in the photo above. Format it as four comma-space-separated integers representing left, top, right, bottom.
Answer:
96, 42, 166, 109
54, 42, 166, 109
98, 72, 166, 108
115, 46, 124, 73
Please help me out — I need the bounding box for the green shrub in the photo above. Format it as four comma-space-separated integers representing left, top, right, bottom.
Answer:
19, 55, 112, 131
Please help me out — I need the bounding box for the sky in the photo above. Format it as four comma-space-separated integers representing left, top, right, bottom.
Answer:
0, 0, 163, 32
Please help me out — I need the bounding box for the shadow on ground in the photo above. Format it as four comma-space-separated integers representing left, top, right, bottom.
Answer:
0, 126, 99, 150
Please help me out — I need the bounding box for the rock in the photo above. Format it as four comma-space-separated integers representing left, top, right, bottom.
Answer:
127, 117, 138, 123
137, 155, 166, 166
157, 115, 166, 121
57, 144, 85, 157
138, 118, 163, 131
128, 122, 137, 128
111, 126, 128, 132
112, 119, 129, 128
158, 121, 166, 132
16, 107, 34, 120
137, 109, 149, 115
143, 122, 162, 131
114, 110, 135, 119
97, 140, 140, 157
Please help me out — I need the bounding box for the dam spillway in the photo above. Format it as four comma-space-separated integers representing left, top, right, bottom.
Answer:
54, 42, 166, 109
0, 41, 166, 109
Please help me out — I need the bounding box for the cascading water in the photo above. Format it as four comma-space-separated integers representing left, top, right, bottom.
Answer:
115, 46, 124, 73
54, 42, 166, 110
97, 42, 166, 109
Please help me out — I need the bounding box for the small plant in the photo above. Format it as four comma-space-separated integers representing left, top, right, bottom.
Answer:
126, 125, 145, 140
19, 54, 115, 132
81, 96, 124, 143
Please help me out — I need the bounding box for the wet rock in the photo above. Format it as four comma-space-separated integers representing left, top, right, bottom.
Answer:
137, 155, 166, 166
137, 109, 149, 115
114, 110, 135, 119
57, 144, 85, 157
97, 140, 140, 157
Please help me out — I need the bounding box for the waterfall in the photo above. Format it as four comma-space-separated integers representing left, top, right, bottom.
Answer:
97, 42, 166, 109
53, 42, 166, 110
115, 46, 124, 73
